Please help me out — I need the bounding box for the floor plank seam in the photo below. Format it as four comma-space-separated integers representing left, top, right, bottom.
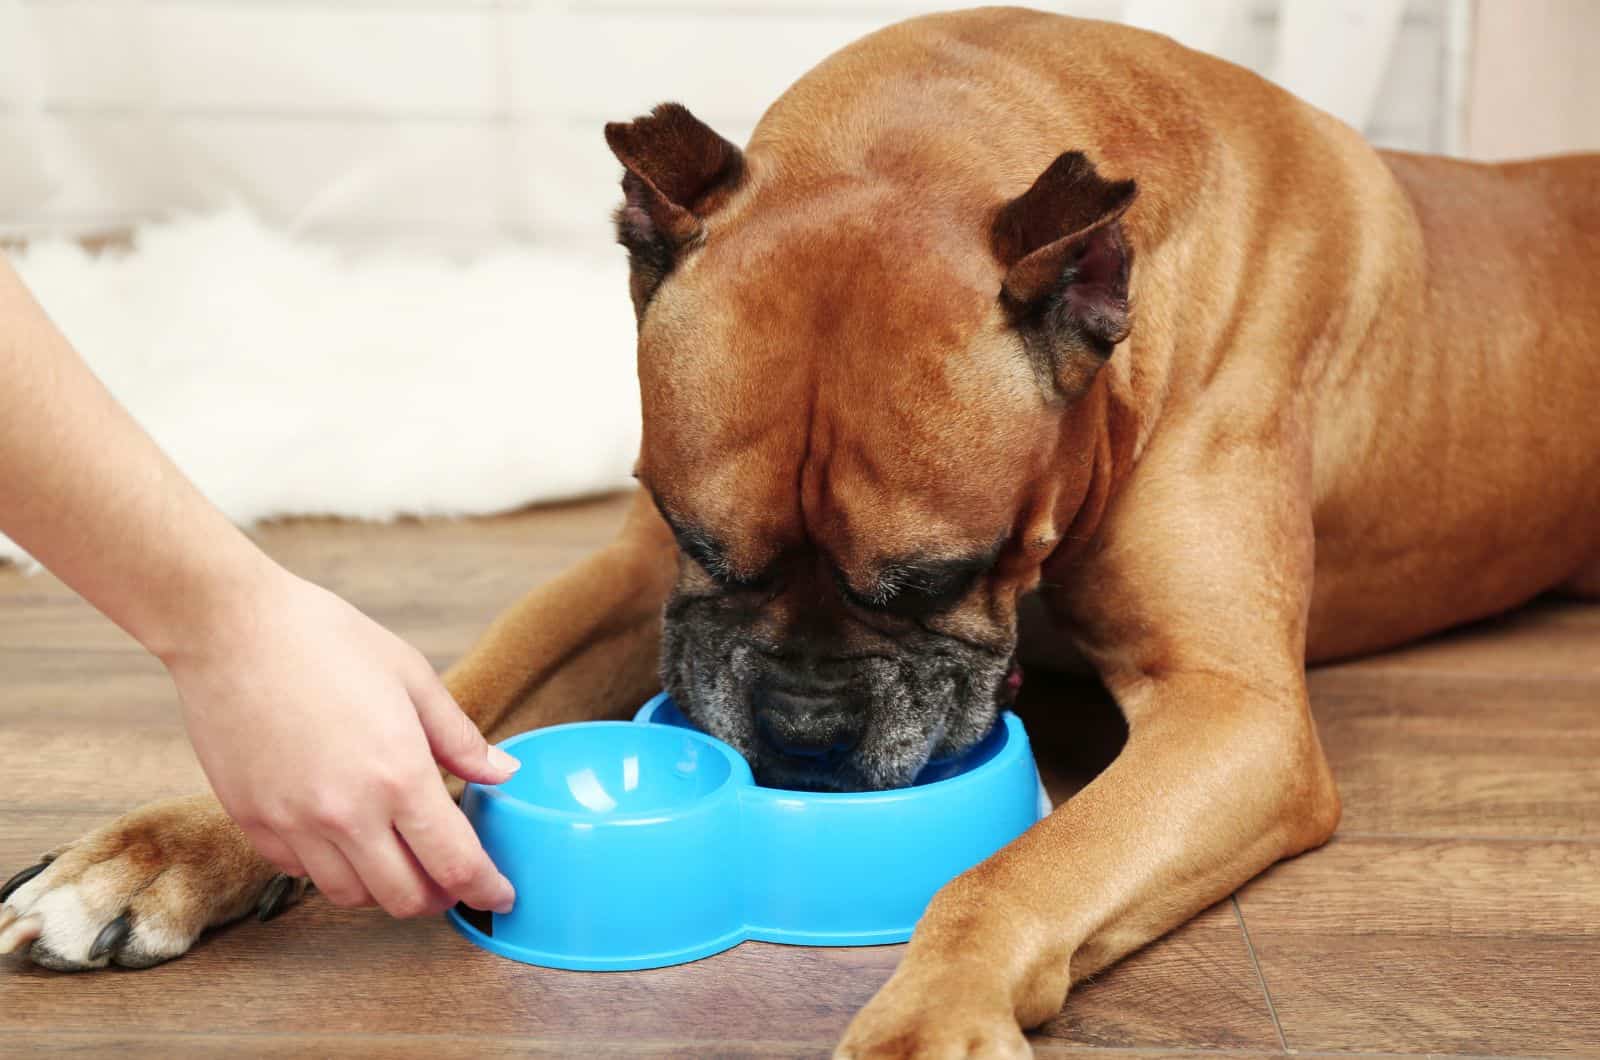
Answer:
0, 646, 150, 656
16, 1032, 1532, 1059
1033, 1049, 1301, 1057
1312, 667, 1600, 686
18, 1043, 1312, 1056
1231, 895, 1289, 1054
7, 1029, 904, 1049
1332, 831, 1600, 844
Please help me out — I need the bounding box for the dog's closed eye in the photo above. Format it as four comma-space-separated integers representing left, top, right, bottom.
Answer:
838, 554, 994, 616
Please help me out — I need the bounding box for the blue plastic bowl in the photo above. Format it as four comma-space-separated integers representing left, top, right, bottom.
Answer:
446, 692, 1047, 970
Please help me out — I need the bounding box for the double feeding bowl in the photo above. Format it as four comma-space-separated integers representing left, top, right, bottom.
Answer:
446, 692, 1048, 970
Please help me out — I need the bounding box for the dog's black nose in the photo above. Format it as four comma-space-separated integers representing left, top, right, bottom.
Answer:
752, 685, 863, 759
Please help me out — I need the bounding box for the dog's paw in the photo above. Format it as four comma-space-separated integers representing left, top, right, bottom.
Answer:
835, 972, 1032, 1060
0, 795, 301, 971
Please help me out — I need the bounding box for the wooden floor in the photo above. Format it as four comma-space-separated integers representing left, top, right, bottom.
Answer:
3, 492, 1597, 1057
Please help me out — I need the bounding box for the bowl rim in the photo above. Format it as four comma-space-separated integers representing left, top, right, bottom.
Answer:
637, 692, 1030, 805
475, 720, 753, 825
472, 699, 1033, 821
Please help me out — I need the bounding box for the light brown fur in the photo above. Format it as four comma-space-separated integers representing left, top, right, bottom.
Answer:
5, 10, 1596, 1057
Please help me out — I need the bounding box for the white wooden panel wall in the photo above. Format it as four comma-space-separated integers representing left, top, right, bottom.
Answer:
0, 0, 1462, 251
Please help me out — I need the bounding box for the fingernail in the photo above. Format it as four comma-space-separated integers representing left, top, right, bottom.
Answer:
493, 876, 515, 915
488, 746, 521, 775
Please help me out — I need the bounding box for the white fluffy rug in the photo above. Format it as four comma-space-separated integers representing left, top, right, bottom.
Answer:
3, 212, 641, 565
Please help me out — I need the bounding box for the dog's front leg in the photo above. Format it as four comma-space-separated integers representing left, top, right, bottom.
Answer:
838, 668, 1340, 1058
445, 487, 678, 747
838, 460, 1342, 1058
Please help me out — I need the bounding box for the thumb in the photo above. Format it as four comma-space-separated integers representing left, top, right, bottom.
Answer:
409, 671, 520, 784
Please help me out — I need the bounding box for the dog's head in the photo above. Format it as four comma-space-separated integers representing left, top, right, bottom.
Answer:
606, 104, 1137, 790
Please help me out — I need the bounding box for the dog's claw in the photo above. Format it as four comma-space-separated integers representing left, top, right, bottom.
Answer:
89, 916, 131, 962
0, 861, 50, 904
257, 874, 295, 922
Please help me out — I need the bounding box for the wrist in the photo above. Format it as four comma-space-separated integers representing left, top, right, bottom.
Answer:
141, 535, 290, 669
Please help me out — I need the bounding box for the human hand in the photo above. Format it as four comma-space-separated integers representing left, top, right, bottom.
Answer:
162, 566, 518, 918
0, 255, 514, 918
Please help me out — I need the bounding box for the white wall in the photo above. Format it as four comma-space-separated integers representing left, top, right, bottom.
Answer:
0, 0, 1466, 252
1466, 0, 1600, 161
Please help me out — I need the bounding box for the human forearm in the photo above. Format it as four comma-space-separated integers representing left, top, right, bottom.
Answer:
0, 254, 277, 661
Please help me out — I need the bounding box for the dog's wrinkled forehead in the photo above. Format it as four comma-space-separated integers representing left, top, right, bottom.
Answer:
634, 198, 1052, 580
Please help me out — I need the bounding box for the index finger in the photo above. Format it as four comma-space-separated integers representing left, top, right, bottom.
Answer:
394, 782, 514, 913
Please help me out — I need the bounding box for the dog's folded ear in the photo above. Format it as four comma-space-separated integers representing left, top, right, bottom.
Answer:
992, 151, 1137, 396
605, 103, 744, 313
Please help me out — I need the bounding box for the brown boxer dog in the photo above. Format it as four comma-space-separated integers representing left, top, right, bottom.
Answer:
5, 8, 1598, 1056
